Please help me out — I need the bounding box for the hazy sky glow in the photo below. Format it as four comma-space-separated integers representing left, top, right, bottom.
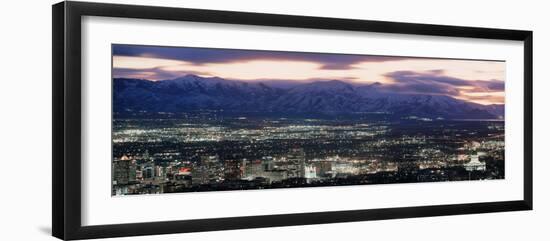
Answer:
112, 45, 505, 105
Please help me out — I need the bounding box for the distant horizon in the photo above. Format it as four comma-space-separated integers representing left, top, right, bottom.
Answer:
113, 44, 505, 105
113, 74, 503, 107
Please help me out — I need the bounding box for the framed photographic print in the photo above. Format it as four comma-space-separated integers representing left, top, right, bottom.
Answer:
52, 1, 533, 240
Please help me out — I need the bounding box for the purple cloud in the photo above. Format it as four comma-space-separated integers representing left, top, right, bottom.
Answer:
113, 44, 408, 70
383, 70, 504, 97
113, 67, 210, 80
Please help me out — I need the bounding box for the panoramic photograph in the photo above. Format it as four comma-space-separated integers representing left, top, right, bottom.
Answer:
111, 44, 505, 196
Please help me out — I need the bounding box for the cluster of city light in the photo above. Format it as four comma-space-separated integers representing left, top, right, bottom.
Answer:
112, 117, 505, 195
113, 122, 388, 143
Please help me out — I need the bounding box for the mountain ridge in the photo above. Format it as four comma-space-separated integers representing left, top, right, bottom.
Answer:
113, 75, 504, 119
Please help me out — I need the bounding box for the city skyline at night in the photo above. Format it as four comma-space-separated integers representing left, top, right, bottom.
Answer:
111, 44, 505, 196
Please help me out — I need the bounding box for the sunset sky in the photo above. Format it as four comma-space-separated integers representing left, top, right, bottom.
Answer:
112, 44, 505, 105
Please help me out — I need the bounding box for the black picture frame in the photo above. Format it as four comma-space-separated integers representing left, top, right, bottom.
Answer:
52, 1, 533, 240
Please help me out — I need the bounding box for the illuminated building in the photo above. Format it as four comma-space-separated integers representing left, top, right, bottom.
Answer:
112, 155, 136, 185
262, 156, 274, 171
287, 148, 306, 178
304, 165, 317, 180
143, 166, 154, 179
464, 154, 486, 171
191, 165, 210, 186
243, 160, 263, 179
261, 170, 287, 183
223, 159, 242, 180
155, 166, 164, 178
332, 162, 357, 175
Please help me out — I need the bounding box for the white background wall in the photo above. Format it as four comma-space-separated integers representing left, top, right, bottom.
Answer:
0, 0, 547, 240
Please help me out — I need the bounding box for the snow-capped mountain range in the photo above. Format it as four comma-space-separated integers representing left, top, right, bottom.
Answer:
113, 74, 504, 119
